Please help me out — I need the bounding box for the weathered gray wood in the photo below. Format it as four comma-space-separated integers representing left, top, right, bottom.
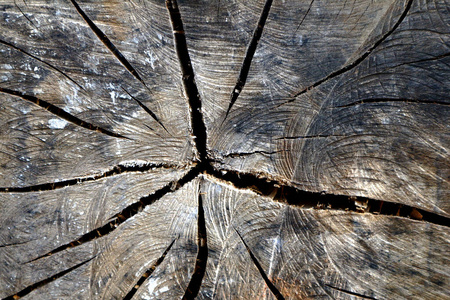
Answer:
200, 178, 449, 299
0, 0, 194, 188
0, 0, 448, 299
205, 0, 450, 214
0, 168, 190, 297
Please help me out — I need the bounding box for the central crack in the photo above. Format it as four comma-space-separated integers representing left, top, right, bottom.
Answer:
166, 0, 208, 163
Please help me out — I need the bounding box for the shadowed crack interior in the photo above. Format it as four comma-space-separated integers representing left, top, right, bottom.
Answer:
0, 87, 126, 139
166, 0, 208, 162
181, 188, 208, 300
235, 229, 285, 300
0, 39, 84, 90
277, 0, 414, 107
24, 166, 201, 263
69, 0, 147, 88
224, 0, 273, 122
325, 284, 377, 300
2, 257, 96, 300
121, 87, 170, 134
123, 239, 177, 300
0, 162, 184, 193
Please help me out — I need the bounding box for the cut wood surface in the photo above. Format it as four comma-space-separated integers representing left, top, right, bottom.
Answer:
0, 0, 448, 299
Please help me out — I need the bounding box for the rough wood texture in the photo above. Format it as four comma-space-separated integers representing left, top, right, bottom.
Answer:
0, 0, 448, 299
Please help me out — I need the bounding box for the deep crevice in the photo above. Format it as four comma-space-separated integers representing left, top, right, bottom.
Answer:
0, 87, 126, 139
279, 0, 414, 107
69, 0, 147, 88
224, 0, 273, 121
182, 188, 208, 300
123, 239, 176, 300
325, 284, 377, 300
207, 167, 450, 228
3, 256, 96, 300
0, 40, 83, 88
0, 162, 182, 193
121, 87, 170, 134
26, 166, 200, 262
166, 0, 208, 162
235, 229, 285, 300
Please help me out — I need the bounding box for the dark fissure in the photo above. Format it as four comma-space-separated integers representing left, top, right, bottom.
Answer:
0, 87, 125, 139
325, 284, 377, 300
26, 166, 200, 263
2, 0, 448, 299
235, 229, 285, 300
0, 163, 182, 193
166, 0, 208, 162
2, 257, 96, 300
182, 192, 208, 300
224, 0, 273, 121
123, 239, 177, 300
121, 87, 170, 134
0, 39, 84, 90
69, 0, 147, 88
278, 0, 414, 107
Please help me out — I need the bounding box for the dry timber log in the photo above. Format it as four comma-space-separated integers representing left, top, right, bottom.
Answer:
0, 0, 449, 299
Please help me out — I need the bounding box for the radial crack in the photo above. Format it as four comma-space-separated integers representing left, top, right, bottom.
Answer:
386, 52, 450, 69
325, 284, 377, 299
276, 134, 347, 140
69, 0, 147, 87
182, 190, 208, 300
121, 87, 170, 134
123, 239, 176, 300
3, 256, 95, 300
295, 0, 315, 33
26, 166, 200, 262
279, 0, 414, 107
0, 162, 180, 193
224, 0, 273, 121
14, 0, 38, 29
0, 240, 32, 248
166, 0, 208, 161
207, 167, 450, 228
334, 98, 450, 108
0, 87, 126, 138
0, 39, 83, 89
223, 150, 282, 158
235, 229, 285, 300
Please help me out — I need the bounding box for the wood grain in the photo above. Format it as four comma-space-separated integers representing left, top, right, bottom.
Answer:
0, 0, 448, 299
